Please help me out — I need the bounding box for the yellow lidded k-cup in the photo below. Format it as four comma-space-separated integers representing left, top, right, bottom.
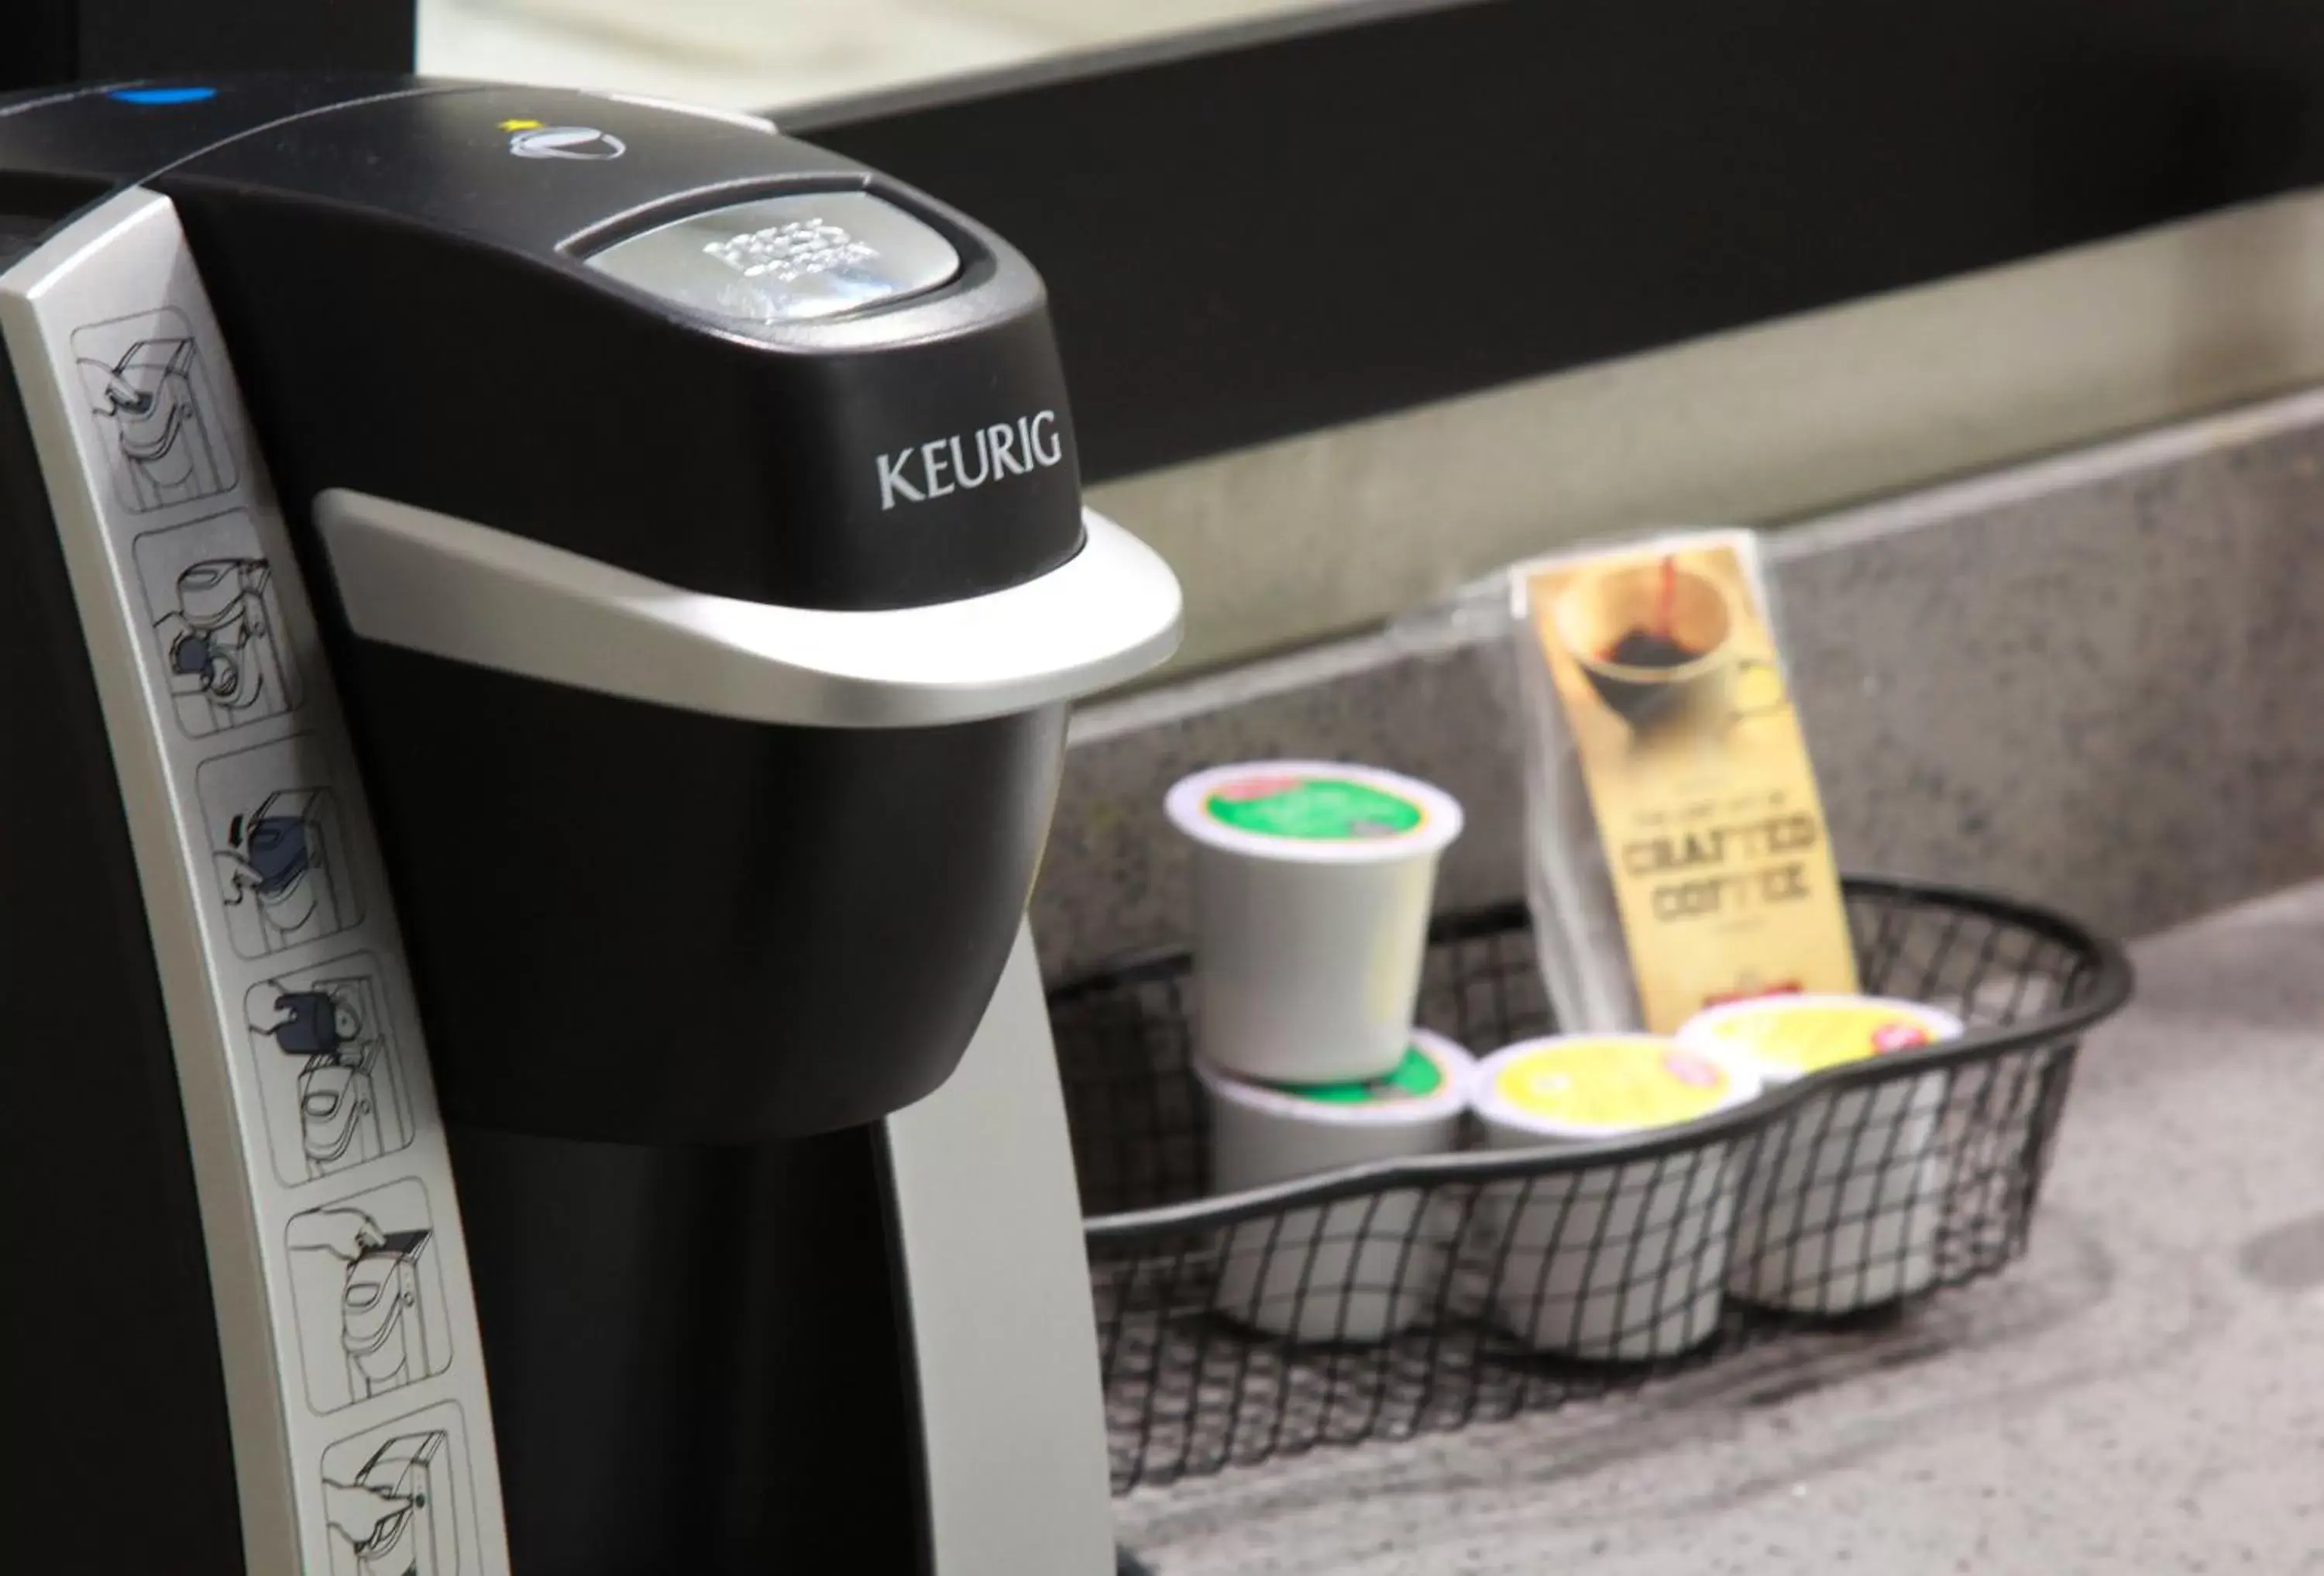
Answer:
1679, 995, 1964, 1077
1676, 995, 1965, 1315
1469, 1035, 1759, 1360
1198, 1028, 1475, 1343
1167, 761, 1464, 1085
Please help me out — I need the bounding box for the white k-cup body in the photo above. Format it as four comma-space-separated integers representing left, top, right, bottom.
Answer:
1200, 1030, 1474, 1343
1167, 762, 1463, 1085
1678, 996, 1965, 1315
1470, 1035, 1760, 1361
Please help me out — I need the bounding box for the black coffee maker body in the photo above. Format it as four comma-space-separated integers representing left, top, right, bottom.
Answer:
0, 78, 1179, 1576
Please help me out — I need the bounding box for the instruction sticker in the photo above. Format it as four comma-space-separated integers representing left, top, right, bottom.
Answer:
196, 735, 363, 958
246, 954, 416, 1185
287, 1178, 454, 1414
132, 508, 301, 735
321, 1400, 483, 1575
71, 307, 238, 511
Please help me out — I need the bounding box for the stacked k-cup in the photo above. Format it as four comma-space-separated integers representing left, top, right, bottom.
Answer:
1678, 996, 1964, 1314
1469, 1035, 1760, 1360
1167, 762, 1466, 1084
1167, 762, 1468, 1340
1198, 1030, 1476, 1340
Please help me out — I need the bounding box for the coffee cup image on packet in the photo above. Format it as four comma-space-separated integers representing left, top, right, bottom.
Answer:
1545, 555, 1786, 733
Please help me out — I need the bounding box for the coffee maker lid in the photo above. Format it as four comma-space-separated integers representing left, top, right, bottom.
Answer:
0, 80, 1098, 616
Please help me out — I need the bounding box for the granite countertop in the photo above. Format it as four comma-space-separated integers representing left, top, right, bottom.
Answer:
1112, 883, 2324, 1575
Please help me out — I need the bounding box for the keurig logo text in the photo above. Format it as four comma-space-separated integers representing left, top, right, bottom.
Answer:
876, 411, 1064, 510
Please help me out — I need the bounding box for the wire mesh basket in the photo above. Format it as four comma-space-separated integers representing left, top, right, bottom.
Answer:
1049, 875, 2133, 1493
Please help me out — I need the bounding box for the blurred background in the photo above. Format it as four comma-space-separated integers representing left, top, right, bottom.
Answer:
418, 0, 1341, 108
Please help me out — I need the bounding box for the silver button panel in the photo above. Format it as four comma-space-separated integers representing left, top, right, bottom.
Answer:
584, 191, 961, 325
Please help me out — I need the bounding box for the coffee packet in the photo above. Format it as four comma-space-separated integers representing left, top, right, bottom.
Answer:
1508, 528, 1858, 1032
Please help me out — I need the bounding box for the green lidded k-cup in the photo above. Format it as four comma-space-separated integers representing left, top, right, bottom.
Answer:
1166, 761, 1464, 1084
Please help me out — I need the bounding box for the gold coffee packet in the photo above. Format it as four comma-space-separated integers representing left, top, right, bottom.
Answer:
1511, 530, 1858, 1032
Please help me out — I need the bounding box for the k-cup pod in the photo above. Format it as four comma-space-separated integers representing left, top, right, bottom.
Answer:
1470, 1034, 1759, 1360
1201, 1029, 1473, 1343
1167, 761, 1463, 1083
1678, 995, 1964, 1314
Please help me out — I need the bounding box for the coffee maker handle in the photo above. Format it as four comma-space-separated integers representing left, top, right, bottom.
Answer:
315, 490, 1184, 727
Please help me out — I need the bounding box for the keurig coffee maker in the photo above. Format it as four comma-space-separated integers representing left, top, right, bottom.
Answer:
2, 78, 1181, 1576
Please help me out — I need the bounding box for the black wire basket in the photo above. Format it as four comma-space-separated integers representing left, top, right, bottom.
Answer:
1048, 875, 2134, 1493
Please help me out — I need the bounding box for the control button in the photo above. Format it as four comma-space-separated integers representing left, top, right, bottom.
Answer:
583, 191, 960, 326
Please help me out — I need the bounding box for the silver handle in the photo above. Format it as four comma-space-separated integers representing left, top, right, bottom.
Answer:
883, 921, 1117, 1576
315, 489, 1182, 727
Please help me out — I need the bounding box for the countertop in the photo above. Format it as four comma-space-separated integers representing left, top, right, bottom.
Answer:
1112, 883, 2324, 1575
